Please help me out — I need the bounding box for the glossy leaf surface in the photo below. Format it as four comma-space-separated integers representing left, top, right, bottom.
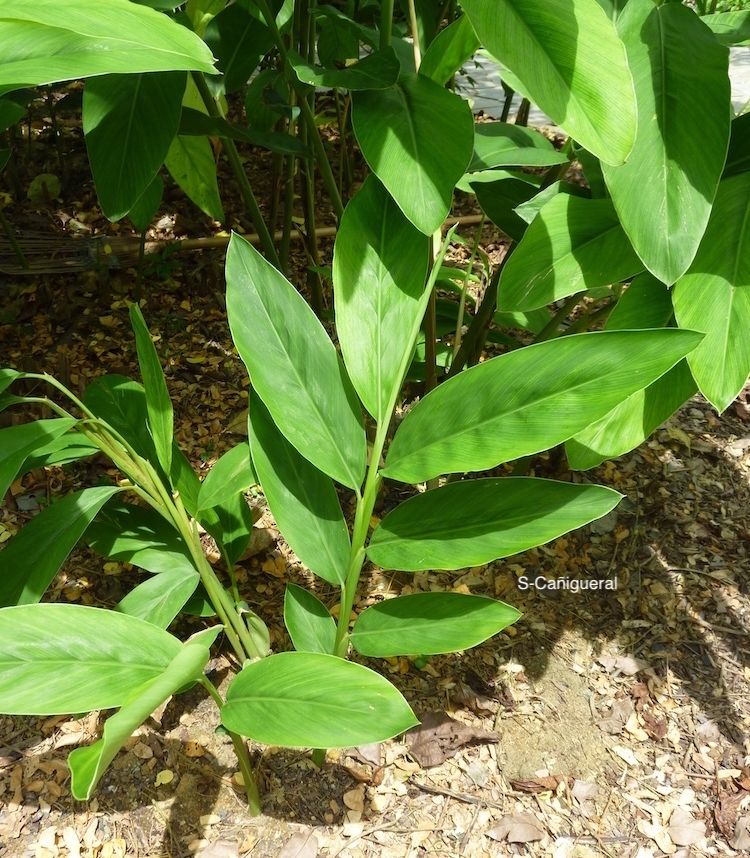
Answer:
352, 74, 473, 234
602, 0, 730, 284
367, 478, 622, 570
222, 652, 419, 747
283, 583, 336, 654
383, 330, 703, 483
350, 593, 521, 656
226, 233, 366, 489
419, 15, 479, 85
0, 604, 181, 714
460, 0, 636, 165
333, 176, 429, 421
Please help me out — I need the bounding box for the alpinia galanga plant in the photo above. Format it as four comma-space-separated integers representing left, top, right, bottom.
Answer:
1, 0, 747, 814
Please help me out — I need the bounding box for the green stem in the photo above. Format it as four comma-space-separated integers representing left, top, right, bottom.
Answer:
190, 72, 280, 268
533, 292, 584, 343
380, 0, 395, 48
453, 215, 484, 358
201, 678, 262, 816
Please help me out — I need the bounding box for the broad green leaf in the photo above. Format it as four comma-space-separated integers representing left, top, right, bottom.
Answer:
702, 11, 750, 46
493, 307, 551, 335
129, 303, 174, 475
0, 369, 19, 396
248, 391, 350, 585
0, 98, 25, 133
179, 108, 308, 157
382, 329, 704, 483
367, 478, 622, 570
460, 0, 636, 165
0, 604, 182, 714
513, 181, 585, 226
283, 583, 336, 654
419, 15, 479, 85
0, 0, 216, 91
289, 47, 400, 90
83, 72, 184, 221
468, 172, 540, 241
116, 569, 199, 628
566, 273, 697, 469
205, 4, 273, 93
672, 173, 750, 413
243, 69, 290, 133
724, 113, 750, 178
165, 135, 224, 221
198, 443, 257, 514
209, 491, 254, 566
127, 176, 163, 232
352, 74, 474, 234
226, 233, 366, 490
468, 123, 568, 171
83, 374, 156, 461
222, 652, 418, 747
86, 501, 197, 578
350, 593, 521, 656
317, 12, 360, 67
333, 176, 429, 422
22, 432, 99, 472
0, 418, 77, 500
69, 626, 218, 799
602, 0, 730, 284
498, 195, 643, 311
0, 486, 121, 607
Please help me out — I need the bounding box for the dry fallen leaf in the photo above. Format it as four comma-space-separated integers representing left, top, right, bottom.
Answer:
598, 698, 633, 734
487, 812, 544, 843
733, 816, 750, 851
509, 776, 562, 794
405, 711, 499, 767
571, 780, 599, 802
668, 807, 705, 847
277, 831, 318, 858
195, 841, 240, 858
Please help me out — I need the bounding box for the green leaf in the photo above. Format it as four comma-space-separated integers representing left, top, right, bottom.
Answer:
0, 0, 216, 91
226, 233, 366, 490
208, 491, 254, 566
0, 418, 77, 500
367, 477, 622, 570
86, 501, 198, 578
0, 603, 182, 714
513, 181, 585, 226
419, 15, 479, 86
468, 123, 568, 171
116, 569, 199, 628
22, 432, 99, 472
333, 176, 429, 422
248, 391, 350, 585
350, 593, 521, 657
178, 108, 308, 157
69, 626, 218, 799
352, 74, 474, 234
129, 303, 174, 475
702, 11, 750, 45
467, 171, 540, 241
0, 486, 121, 607
498, 195, 644, 311
289, 47, 400, 90
283, 583, 336, 654
83, 374, 156, 461
460, 0, 636, 165
0, 98, 25, 133
205, 4, 273, 93
127, 175, 163, 232
83, 72, 184, 221
164, 135, 224, 221
222, 652, 419, 747
724, 113, 750, 179
672, 172, 750, 413
382, 329, 704, 483
198, 443, 257, 514
601, 0, 731, 284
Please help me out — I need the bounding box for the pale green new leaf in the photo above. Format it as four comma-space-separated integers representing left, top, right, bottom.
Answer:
419, 15, 479, 85
165, 135, 224, 222
226, 233, 366, 489
248, 391, 350, 585
367, 478, 622, 570
350, 593, 521, 657
0, 486, 120, 607
0, 0, 216, 91
283, 583, 336, 654
116, 569, 200, 628
69, 627, 219, 799
0, 604, 182, 714
382, 329, 703, 483
333, 176, 429, 422
672, 173, 750, 413
352, 74, 474, 234
83, 72, 184, 221
222, 652, 418, 747
198, 443, 258, 514
602, 0, 730, 284
129, 303, 174, 475
498, 195, 643, 311
0, 418, 77, 500
460, 0, 636, 165
468, 123, 568, 171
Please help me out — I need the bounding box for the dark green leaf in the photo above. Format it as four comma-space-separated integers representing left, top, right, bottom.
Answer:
198, 443, 257, 514
165, 135, 224, 221
419, 15, 479, 86
0, 418, 77, 500
289, 47, 400, 90
283, 583, 336, 654
128, 176, 163, 232
350, 593, 520, 656
178, 107, 308, 156
367, 478, 622, 570
116, 569, 199, 628
0, 98, 25, 133
205, 4, 273, 93
468, 171, 540, 241
83, 374, 156, 461
724, 113, 750, 178
222, 652, 418, 747
207, 491, 254, 566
